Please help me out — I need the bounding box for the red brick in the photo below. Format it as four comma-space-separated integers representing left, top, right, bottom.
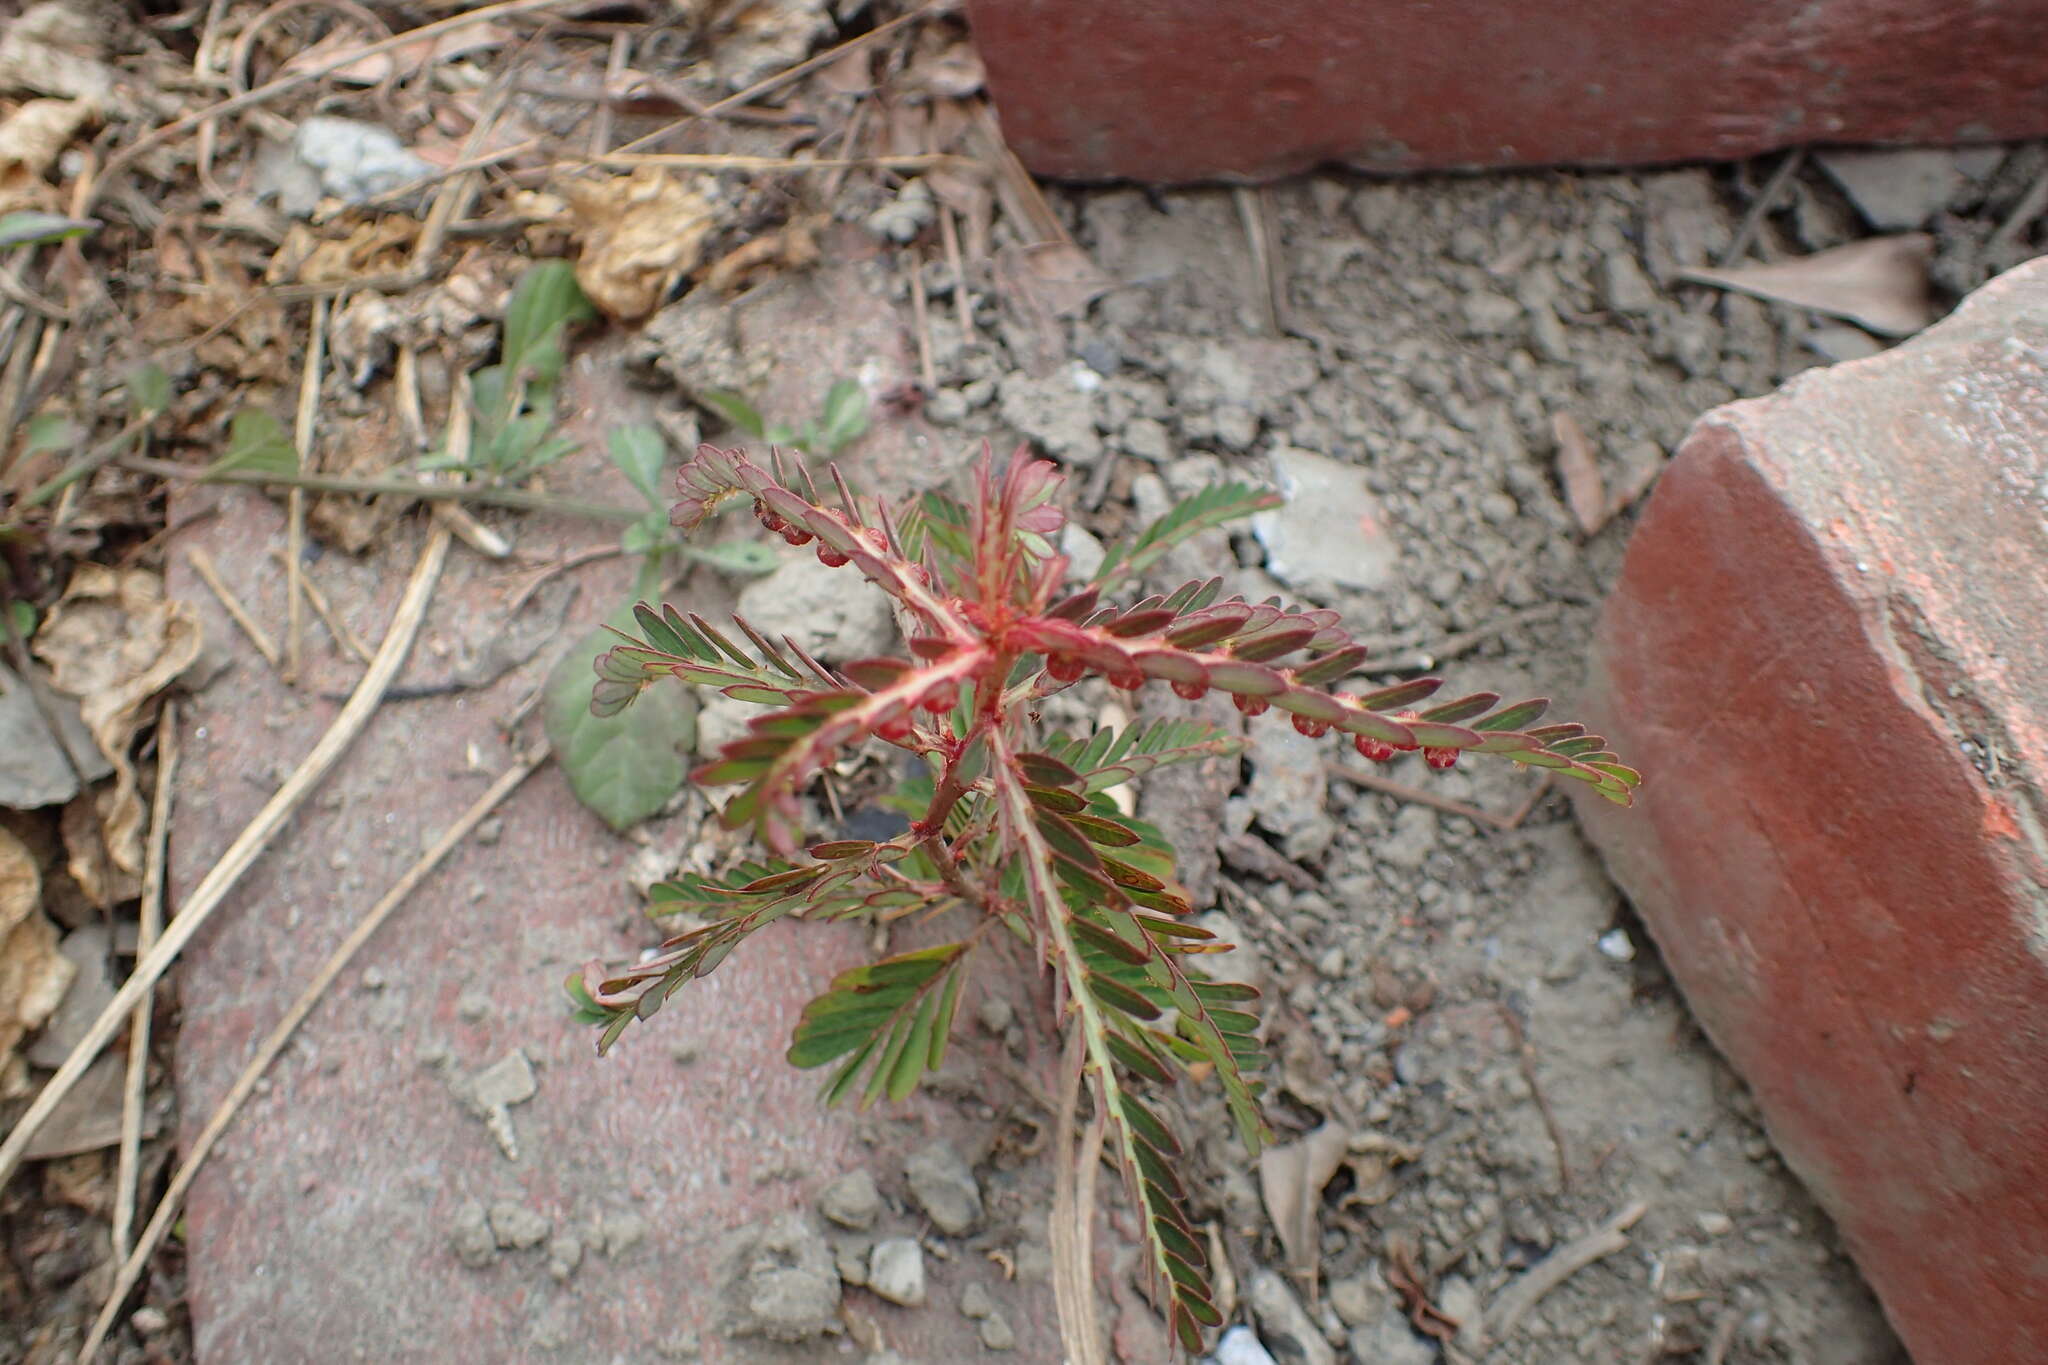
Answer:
167, 311, 1055, 1363
1573, 257, 2048, 1363
968, 0, 2048, 181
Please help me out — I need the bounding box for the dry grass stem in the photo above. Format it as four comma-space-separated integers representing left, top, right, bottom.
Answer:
111, 701, 177, 1263
185, 547, 280, 669
0, 526, 453, 1188
79, 742, 547, 1363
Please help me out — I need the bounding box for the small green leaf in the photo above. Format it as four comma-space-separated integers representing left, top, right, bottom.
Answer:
4, 600, 36, 641
608, 424, 668, 507
129, 364, 172, 417
0, 211, 98, 250
816, 378, 869, 454
546, 606, 696, 830
24, 412, 75, 456
501, 261, 594, 377
622, 516, 663, 557
699, 390, 767, 438
208, 409, 300, 477
680, 540, 780, 575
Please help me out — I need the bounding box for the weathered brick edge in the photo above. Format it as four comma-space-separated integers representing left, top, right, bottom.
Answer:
969, 0, 2048, 181
1573, 257, 2048, 1363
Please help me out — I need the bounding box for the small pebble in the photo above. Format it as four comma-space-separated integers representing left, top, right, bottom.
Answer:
819, 1169, 882, 1230
978, 1311, 1016, 1351
959, 1280, 994, 1319
867, 1237, 927, 1307
130, 1307, 170, 1336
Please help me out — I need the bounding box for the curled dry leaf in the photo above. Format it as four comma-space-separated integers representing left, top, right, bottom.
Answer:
1256, 1120, 1350, 1281
1550, 411, 1609, 536
0, 98, 90, 214
1675, 233, 1937, 337
0, 825, 71, 1098
561, 169, 716, 321
281, 20, 510, 85
0, 3, 121, 109
32, 566, 202, 886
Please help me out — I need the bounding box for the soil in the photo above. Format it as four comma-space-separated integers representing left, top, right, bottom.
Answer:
894, 167, 1929, 1363
6, 1, 2042, 1361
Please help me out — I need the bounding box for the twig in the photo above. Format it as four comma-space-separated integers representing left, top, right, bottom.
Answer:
608, 2, 940, 158
1987, 156, 2048, 256
0, 526, 453, 1189
185, 548, 280, 669
1048, 1029, 1109, 1365
78, 741, 546, 1363
909, 252, 937, 394
1721, 148, 1805, 267
1496, 1002, 1570, 1189
1703, 1304, 1741, 1365
1234, 186, 1282, 335
505, 543, 624, 613
1484, 1200, 1646, 1336
111, 702, 176, 1264
939, 204, 973, 346
1326, 762, 1525, 831
1499, 774, 1554, 830
1355, 603, 1564, 673
87, 0, 580, 211
117, 454, 645, 521
579, 151, 969, 174
267, 548, 372, 664
18, 413, 153, 511
286, 298, 328, 683
591, 31, 628, 155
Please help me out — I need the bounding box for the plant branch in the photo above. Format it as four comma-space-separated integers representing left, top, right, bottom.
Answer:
0, 526, 453, 1188
116, 454, 646, 521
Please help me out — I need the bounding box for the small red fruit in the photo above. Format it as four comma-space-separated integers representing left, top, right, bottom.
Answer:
1232, 692, 1270, 718
1107, 668, 1144, 691
755, 500, 788, 534
919, 685, 957, 714
1423, 746, 1460, 770
1171, 680, 1208, 701
1390, 710, 1423, 751
817, 543, 851, 568
1291, 714, 1331, 738
780, 524, 815, 547
1044, 655, 1086, 684
1355, 735, 1397, 763
874, 713, 915, 743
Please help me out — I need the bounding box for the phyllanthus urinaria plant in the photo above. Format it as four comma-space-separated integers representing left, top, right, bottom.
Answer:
571, 443, 1639, 1351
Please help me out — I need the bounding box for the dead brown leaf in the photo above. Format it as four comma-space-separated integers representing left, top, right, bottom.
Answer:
32, 567, 201, 886
1338, 1132, 1421, 1209
281, 20, 509, 86
560, 169, 716, 321
0, 97, 91, 214
701, 217, 820, 294
266, 217, 418, 287
1675, 233, 1937, 337
1551, 411, 1608, 536
994, 240, 1112, 371
0, 825, 71, 1098
901, 39, 986, 100
23, 1050, 154, 1159
1257, 1121, 1350, 1281
995, 241, 1111, 320
0, 3, 121, 108
61, 790, 137, 910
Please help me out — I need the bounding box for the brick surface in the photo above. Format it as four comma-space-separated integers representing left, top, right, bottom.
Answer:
1573, 256, 2048, 1363
968, 0, 2048, 181
167, 270, 1057, 1363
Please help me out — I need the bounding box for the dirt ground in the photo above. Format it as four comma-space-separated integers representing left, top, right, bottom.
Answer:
5, 1, 2043, 1361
